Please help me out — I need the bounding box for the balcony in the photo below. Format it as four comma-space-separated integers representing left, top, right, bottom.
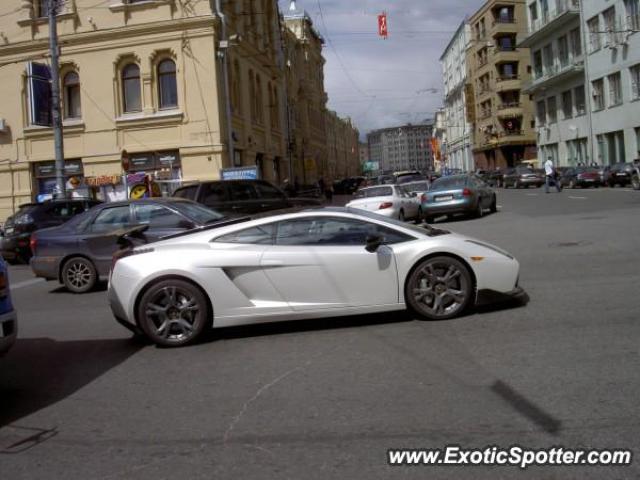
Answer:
523, 59, 584, 93
491, 18, 519, 37
495, 75, 521, 92
493, 46, 520, 64
519, 0, 580, 48
496, 102, 523, 118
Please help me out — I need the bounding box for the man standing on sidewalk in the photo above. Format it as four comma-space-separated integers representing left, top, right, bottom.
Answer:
544, 157, 562, 193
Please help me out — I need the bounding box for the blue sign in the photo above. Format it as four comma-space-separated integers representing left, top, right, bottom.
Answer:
221, 166, 259, 180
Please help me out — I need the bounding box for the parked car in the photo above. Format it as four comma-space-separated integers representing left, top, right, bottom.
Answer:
333, 177, 366, 195
108, 207, 523, 346
502, 166, 544, 189
173, 179, 320, 216
420, 175, 496, 223
560, 167, 601, 188
1, 199, 101, 264
30, 198, 225, 293
605, 162, 634, 187
400, 180, 430, 197
0, 258, 17, 356
346, 185, 420, 222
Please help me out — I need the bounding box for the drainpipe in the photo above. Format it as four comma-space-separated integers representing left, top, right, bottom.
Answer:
211, 0, 234, 169
578, 1, 596, 165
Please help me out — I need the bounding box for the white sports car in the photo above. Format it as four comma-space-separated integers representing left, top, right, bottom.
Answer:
108, 208, 524, 347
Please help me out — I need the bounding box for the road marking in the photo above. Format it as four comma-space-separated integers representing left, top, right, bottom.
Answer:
568, 196, 587, 200
526, 193, 539, 196
10, 278, 45, 290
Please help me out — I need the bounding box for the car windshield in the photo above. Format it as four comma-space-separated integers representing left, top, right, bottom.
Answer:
173, 201, 225, 224
430, 176, 467, 191
354, 186, 393, 198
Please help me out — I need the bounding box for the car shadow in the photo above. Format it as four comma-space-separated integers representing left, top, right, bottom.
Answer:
204, 310, 413, 343
0, 338, 142, 434
48, 282, 109, 294
426, 210, 499, 225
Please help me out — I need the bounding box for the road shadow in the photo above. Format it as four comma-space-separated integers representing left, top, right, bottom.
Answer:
205, 310, 413, 343
426, 210, 499, 225
48, 282, 109, 294
0, 338, 142, 431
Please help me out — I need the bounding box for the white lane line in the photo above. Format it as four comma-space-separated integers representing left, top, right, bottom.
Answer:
526, 193, 539, 196
10, 278, 45, 290
568, 196, 588, 200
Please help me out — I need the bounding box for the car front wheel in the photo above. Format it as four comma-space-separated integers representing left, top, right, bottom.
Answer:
137, 279, 210, 347
406, 256, 473, 320
632, 174, 640, 190
62, 257, 97, 293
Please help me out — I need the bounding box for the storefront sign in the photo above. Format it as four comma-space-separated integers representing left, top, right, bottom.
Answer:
124, 150, 181, 172
86, 175, 122, 187
34, 160, 83, 178
221, 166, 259, 180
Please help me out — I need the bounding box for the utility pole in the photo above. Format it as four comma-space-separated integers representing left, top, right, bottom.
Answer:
48, 0, 66, 198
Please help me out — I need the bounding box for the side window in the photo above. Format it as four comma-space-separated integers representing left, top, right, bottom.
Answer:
68, 202, 90, 216
133, 204, 185, 228
214, 224, 275, 244
255, 181, 284, 199
275, 217, 413, 246
90, 206, 131, 232
201, 183, 227, 205
173, 185, 198, 200
228, 182, 257, 201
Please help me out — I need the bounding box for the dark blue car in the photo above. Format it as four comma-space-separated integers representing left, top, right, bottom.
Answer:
0, 258, 18, 355
30, 198, 224, 293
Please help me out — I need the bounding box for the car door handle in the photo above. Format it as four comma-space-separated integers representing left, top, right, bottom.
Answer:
262, 259, 284, 266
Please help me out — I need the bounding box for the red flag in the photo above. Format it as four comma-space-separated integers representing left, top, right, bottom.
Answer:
378, 13, 388, 39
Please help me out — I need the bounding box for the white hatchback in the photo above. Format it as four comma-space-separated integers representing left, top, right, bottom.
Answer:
346, 185, 420, 222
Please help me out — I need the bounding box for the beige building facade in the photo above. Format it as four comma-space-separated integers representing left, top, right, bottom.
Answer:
0, 0, 359, 221
467, 0, 538, 169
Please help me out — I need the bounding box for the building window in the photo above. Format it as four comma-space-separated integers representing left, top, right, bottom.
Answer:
157, 59, 178, 109
533, 50, 543, 78
588, 16, 601, 52
592, 78, 605, 111
570, 27, 582, 57
249, 69, 256, 121
536, 100, 546, 126
603, 7, 617, 46
608, 72, 622, 107
232, 60, 241, 115
575, 85, 586, 115
562, 90, 573, 119
122, 63, 142, 113
635, 127, 640, 155
626, 0, 640, 31
255, 74, 263, 123
34, 0, 48, 18
630, 64, 640, 100
547, 96, 557, 124
63, 71, 81, 119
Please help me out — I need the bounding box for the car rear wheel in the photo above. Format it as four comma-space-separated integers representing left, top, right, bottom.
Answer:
490, 195, 497, 213
406, 256, 473, 320
415, 208, 423, 224
569, 179, 576, 189
514, 180, 520, 189
632, 174, 640, 190
138, 279, 209, 347
398, 210, 405, 222
62, 257, 97, 294
475, 201, 484, 218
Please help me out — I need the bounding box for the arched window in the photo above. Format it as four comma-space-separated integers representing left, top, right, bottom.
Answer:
255, 74, 263, 123
158, 59, 178, 109
63, 71, 81, 119
122, 63, 141, 113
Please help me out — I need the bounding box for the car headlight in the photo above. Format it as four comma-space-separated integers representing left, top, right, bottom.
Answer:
465, 239, 513, 259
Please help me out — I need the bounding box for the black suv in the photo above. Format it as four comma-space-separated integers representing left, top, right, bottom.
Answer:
1, 199, 100, 264
173, 179, 321, 216
605, 162, 634, 187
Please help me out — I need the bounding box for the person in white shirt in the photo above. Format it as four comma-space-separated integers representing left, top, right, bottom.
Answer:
544, 157, 562, 193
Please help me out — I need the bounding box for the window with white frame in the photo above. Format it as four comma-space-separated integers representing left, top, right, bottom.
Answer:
122, 63, 142, 113
608, 72, 622, 106
588, 16, 601, 52
630, 64, 640, 100
63, 71, 81, 119
536, 100, 546, 125
570, 27, 582, 57
592, 78, 605, 110
626, 0, 640, 31
562, 90, 573, 119
575, 85, 586, 115
157, 59, 178, 109
547, 96, 557, 123
603, 7, 617, 46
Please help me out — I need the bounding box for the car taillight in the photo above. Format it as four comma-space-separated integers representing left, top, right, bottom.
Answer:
462, 188, 472, 197
420, 194, 427, 203
29, 236, 37, 255
379, 202, 393, 209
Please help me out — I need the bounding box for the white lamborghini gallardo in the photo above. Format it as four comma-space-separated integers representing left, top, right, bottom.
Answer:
108, 208, 524, 347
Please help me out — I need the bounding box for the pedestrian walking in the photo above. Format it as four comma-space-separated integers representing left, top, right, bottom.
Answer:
324, 179, 334, 203
544, 157, 562, 193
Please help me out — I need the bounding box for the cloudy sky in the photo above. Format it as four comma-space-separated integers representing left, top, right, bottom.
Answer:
279, 0, 484, 137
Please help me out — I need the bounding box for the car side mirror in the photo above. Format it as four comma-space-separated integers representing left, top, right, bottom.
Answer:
365, 234, 384, 253
178, 219, 196, 230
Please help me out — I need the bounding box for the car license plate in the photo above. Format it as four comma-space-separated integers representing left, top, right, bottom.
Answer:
435, 195, 453, 202
617, 173, 627, 176
585, 178, 594, 181
4, 228, 13, 235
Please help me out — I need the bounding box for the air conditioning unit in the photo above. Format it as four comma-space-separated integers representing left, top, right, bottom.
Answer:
0, 119, 7, 133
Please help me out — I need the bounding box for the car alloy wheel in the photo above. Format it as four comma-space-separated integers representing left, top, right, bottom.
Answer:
632, 174, 640, 190
490, 195, 497, 213
569, 179, 576, 189
138, 279, 209, 347
514, 180, 520, 189
398, 210, 405, 222
62, 257, 97, 294
406, 256, 473, 320
475, 201, 484, 218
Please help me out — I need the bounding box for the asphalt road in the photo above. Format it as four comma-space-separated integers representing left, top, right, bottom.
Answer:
1, 187, 640, 480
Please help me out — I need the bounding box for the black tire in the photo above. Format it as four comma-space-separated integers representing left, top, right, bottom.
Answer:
632, 174, 640, 190
137, 279, 210, 347
398, 210, 405, 222
490, 195, 497, 213
415, 208, 423, 224
569, 179, 576, 189
475, 200, 484, 218
5, 256, 20, 266
62, 257, 97, 293
514, 180, 520, 189
424, 215, 434, 224
406, 256, 474, 320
